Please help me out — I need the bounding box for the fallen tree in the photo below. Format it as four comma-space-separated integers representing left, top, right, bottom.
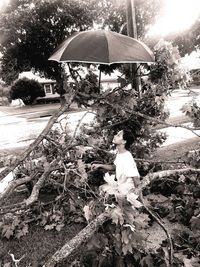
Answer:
43, 167, 200, 266
0, 40, 200, 267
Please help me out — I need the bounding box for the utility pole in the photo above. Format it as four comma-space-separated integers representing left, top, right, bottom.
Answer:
126, 0, 141, 92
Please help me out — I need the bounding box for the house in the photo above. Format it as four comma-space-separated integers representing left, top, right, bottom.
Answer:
18, 71, 58, 97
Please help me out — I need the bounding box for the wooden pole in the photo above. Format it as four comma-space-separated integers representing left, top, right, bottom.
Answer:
126, 0, 141, 92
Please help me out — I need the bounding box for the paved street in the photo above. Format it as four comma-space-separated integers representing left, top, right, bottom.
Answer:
0, 88, 200, 150
160, 88, 200, 145
0, 102, 94, 150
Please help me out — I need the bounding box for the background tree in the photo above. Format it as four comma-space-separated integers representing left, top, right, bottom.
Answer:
10, 77, 45, 104
0, 0, 96, 85
0, 0, 164, 86
172, 19, 200, 56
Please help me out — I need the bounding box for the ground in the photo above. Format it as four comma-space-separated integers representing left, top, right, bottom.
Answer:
0, 88, 200, 266
0, 135, 199, 266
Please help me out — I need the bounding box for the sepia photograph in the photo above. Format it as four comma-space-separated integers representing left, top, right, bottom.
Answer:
0, 0, 200, 266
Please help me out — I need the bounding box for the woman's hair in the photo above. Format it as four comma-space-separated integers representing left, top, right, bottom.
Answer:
122, 129, 135, 150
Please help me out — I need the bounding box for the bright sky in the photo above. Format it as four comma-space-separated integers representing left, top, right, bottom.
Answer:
148, 0, 200, 36
0, 0, 10, 10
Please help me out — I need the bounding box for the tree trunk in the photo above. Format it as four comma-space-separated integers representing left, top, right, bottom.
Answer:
44, 212, 110, 267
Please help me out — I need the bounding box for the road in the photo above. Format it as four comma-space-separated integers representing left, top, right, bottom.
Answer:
0, 88, 200, 151
0, 103, 94, 150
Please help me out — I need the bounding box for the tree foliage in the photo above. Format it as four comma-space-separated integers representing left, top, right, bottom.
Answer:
0, 0, 164, 85
0, 0, 96, 84
10, 77, 45, 104
170, 19, 200, 57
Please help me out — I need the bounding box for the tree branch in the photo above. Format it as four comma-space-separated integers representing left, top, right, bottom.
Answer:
140, 192, 173, 267
25, 162, 57, 206
43, 211, 110, 267
135, 168, 200, 194
0, 175, 34, 203
0, 99, 74, 182
77, 91, 200, 136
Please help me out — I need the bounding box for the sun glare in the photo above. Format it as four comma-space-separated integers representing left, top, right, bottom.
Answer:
147, 0, 200, 36
0, 0, 10, 10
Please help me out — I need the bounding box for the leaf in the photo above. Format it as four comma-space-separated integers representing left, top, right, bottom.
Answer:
55, 223, 65, 232
77, 159, 88, 181
12, 216, 20, 227
121, 229, 130, 245
3, 263, 12, 267
110, 206, 124, 225
190, 216, 200, 231
2, 226, 14, 239
100, 173, 118, 196
127, 192, 142, 209
40, 211, 49, 226
179, 174, 186, 183
51, 214, 61, 222
183, 259, 193, 267
44, 160, 50, 172
15, 224, 29, 239
140, 254, 154, 267
44, 224, 56, 231
174, 253, 200, 267
69, 198, 76, 212
122, 243, 133, 255
134, 213, 150, 229
83, 205, 92, 222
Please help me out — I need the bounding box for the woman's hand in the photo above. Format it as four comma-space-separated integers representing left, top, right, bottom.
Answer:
90, 163, 103, 170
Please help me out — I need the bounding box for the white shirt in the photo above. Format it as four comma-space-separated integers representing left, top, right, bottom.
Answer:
114, 151, 140, 181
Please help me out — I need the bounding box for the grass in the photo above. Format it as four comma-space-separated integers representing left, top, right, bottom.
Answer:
153, 137, 200, 162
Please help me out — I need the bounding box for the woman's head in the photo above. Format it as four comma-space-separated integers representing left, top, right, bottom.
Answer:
112, 129, 134, 150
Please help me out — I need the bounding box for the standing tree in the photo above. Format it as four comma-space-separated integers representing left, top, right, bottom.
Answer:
0, 0, 165, 85
0, 0, 96, 85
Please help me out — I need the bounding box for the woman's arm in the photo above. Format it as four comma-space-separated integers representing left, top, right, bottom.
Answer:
91, 163, 115, 171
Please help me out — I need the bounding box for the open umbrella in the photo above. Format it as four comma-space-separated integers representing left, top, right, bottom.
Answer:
49, 29, 155, 87
49, 29, 154, 64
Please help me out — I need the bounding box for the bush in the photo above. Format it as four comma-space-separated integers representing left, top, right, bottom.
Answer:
10, 78, 45, 105
0, 83, 11, 105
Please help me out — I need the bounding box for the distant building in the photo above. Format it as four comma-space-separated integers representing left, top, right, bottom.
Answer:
18, 71, 58, 97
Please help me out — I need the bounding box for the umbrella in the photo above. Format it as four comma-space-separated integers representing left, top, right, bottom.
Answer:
49, 29, 154, 64
49, 29, 155, 88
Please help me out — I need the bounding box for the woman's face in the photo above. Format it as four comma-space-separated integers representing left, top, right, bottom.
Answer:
112, 130, 125, 145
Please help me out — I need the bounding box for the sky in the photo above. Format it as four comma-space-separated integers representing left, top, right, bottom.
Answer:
147, 0, 200, 36
0, 0, 10, 10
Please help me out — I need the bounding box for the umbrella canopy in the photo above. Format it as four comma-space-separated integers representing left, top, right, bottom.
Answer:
49, 29, 155, 64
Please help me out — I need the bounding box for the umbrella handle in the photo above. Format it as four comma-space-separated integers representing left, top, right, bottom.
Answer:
98, 68, 101, 91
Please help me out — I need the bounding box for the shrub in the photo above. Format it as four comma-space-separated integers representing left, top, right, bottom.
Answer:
0, 83, 11, 105
10, 78, 45, 105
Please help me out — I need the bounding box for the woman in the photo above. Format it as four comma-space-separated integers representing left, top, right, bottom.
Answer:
91, 129, 140, 188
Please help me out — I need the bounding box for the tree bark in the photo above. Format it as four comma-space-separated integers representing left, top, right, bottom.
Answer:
135, 167, 200, 194
44, 211, 110, 267
43, 167, 200, 266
